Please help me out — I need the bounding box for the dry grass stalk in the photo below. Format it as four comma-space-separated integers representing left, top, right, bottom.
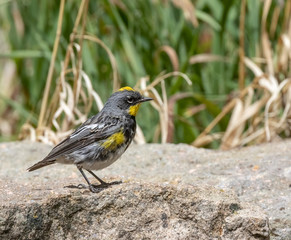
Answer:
144, 71, 191, 91
193, 0, 291, 149
194, 53, 291, 149
261, 0, 274, 76
72, 0, 89, 106
189, 54, 228, 65
20, 0, 112, 144
171, 0, 198, 27
193, 98, 237, 148
77, 34, 120, 91
140, 72, 192, 143
37, 0, 65, 130
239, 0, 246, 90
155, 46, 180, 71
270, 4, 281, 38
167, 93, 194, 142
20, 0, 291, 149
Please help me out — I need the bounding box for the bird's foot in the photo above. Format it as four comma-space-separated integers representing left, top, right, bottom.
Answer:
65, 181, 122, 193
89, 181, 122, 193
88, 185, 104, 193
64, 184, 103, 193
92, 180, 122, 189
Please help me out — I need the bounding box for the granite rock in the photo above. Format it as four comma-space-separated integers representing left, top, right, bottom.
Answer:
1, 141, 289, 239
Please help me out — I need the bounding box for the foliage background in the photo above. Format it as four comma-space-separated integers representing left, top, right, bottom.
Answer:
0, 0, 291, 149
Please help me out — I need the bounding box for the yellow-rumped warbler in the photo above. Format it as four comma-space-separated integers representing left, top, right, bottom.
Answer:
28, 87, 152, 193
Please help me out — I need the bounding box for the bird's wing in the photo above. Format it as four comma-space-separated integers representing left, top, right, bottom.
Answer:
43, 114, 122, 161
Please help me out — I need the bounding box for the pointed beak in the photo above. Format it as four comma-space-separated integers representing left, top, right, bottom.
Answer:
138, 96, 153, 103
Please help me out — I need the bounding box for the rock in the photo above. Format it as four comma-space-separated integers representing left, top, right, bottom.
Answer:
0, 181, 268, 240
0, 140, 289, 239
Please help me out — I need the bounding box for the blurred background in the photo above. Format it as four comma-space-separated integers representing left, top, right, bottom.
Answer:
0, 0, 291, 149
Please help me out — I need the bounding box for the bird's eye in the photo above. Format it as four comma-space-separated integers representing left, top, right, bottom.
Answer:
127, 96, 134, 104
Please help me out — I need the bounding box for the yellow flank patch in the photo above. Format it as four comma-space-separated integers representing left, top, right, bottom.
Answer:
118, 86, 134, 92
102, 131, 125, 150
129, 104, 141, 116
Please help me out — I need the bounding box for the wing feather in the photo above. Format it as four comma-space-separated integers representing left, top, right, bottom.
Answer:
43, 114, 122, 161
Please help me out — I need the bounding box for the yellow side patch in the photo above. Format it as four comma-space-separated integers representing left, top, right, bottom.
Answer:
102, 131, 125, 150
118, 86, 134, 92
129, 104, 141, 116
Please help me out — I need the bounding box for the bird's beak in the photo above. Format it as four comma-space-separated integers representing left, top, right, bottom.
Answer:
138, 97, 153, 103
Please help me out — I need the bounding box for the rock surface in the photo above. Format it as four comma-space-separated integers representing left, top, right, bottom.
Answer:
0, 181, 269, 240
0, 140, 290, 239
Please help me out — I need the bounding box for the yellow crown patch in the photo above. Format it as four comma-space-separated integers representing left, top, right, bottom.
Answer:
118, 86, 134, 92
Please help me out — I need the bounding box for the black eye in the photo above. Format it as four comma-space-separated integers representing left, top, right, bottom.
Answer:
127, 96, 134, 104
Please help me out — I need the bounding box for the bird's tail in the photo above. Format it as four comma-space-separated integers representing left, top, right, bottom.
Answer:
27, 159, 56, 172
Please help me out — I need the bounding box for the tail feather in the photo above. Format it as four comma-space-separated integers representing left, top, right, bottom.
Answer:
27, 159, 56, 172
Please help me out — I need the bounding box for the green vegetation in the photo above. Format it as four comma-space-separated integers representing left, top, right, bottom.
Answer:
0, 0, 291, 149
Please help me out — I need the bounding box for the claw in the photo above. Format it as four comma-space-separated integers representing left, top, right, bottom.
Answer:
77, 184, 87, 189
64, 184, 87, 189
110, 180, 122, 185
89, 185, 104, 193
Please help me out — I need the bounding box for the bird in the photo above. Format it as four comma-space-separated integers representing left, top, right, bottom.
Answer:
27, 86, 152, 193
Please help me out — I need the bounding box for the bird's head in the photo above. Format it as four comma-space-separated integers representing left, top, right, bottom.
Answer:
103, 86, 152, 116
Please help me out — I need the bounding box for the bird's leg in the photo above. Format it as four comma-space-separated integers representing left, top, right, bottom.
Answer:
86, 170, 107, 185
64, 166, 102, 193
65, 167, 121, 192
77, 167, 104, 193
86, 170, 122, 188
64, 166, 87, 189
